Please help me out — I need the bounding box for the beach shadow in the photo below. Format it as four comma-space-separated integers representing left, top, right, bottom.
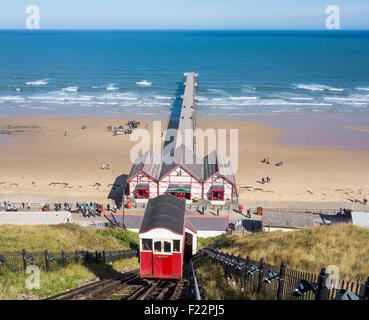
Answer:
163, 81, 184, 153
346, 198, 365, 205
107, 174, 128, 208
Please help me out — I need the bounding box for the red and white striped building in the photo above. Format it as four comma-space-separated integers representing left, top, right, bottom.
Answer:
127, 149, 162, 203
203, 150, 237, 204
158, 144, 203, 203
127, 145, 237, 203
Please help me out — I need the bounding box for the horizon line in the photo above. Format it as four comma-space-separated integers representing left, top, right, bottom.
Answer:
1, 28, 369, 31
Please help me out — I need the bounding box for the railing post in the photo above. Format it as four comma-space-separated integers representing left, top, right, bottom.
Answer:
277, 262, 287, 300
44, 250, 50, 272
22, 249, 27, 272
363, 276, 369, 300
61, 250, 65, 267
258, 258, 265, 294
316, 268, 329, 300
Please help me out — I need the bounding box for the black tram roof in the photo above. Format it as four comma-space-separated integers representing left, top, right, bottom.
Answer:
139, 194, 186, 235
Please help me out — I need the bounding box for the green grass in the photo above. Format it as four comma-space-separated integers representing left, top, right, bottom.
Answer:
0, 224, 139, 252
197, 235, 223, 250
0, 257, 139, 300
211, 224, 369, 282
0, 224, 140, 300
194, 256, 250, 300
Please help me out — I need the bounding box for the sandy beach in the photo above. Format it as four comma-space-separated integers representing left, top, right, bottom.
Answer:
0, 115, 368, 210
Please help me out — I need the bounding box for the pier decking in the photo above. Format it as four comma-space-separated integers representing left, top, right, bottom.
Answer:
175, 72, 199, 151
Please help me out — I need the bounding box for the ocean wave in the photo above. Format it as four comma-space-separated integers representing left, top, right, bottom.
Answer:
198, 97, 332, 107
295, 84, 344, 92
205, 89, 224, 93
154, 96, 173, 100
0, 96, 26, 101
287, 97, 314, 100
25, 79, 48, 86
106, 83, 119, 91
356, 87, 369, 91
62, 86, 79, 92
324, 97, 369, 102
136, 80, 152, 86
229, 96, 258, 101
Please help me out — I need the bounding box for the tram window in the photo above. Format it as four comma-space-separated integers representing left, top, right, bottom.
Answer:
164, 241, 171, 253
154, 241, 162, 252
173, 240, 180, 252
141, 239, 152, 251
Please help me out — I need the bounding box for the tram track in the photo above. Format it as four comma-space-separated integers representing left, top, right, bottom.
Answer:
45, 269, 140, 300
45, 259, 206, 301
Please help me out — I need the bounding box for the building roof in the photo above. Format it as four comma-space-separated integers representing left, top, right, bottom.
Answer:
160, 144, 203, 181
319, 214, 352, 225
104, 213, 144, 229
139, 194, 186, 234
127, 149, 162, 181
203, 150, 236, 185
351, 212, 369, 228
185, 212, 229, 232
263, 210, 313, 229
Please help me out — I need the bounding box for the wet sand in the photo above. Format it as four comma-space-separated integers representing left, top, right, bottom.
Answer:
0, 115, 369, 210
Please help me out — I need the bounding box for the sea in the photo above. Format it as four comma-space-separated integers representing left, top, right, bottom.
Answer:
0, 30, 369, 118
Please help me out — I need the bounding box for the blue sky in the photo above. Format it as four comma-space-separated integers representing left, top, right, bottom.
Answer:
0, 0, 368, 29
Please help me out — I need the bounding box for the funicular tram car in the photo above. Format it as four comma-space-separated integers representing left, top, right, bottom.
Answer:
139, 194, 197, 280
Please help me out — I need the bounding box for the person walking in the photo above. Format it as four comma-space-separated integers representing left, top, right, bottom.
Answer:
27, 201, 31, 210
239, 204, 244, 214
216, 208, 220, 216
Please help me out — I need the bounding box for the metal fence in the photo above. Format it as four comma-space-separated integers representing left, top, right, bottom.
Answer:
201, 248, 369, 300
0, 248, 138, 274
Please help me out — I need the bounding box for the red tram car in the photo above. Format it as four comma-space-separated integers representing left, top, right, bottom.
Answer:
139, 194, 197, 280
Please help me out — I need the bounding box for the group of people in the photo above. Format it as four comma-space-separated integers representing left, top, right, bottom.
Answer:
261, 176, 271, 184
1, 201, 32, 211
238, 204, 251, 218
101, 163, 110, 170
55, 202, 104, 217
261, 158, 284, 167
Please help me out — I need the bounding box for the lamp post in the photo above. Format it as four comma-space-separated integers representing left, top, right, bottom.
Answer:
122, 186, 125, 229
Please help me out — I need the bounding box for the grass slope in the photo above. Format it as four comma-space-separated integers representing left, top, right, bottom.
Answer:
0, 224, 138, 252
0, 224, 139, 300
212, 224, 369, 281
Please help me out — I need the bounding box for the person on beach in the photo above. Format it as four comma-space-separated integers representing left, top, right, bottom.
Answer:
217, 208, 220, 216
101, 164, 105, 169
106, 163, 110, 170
64, 131, 67, 136
261, 177, 265, 184
247, 209, 251, 218
27, 201, 31, 210
239, 204, 244, 214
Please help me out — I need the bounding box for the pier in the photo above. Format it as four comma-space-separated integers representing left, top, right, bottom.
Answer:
175, 72, 199, 151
